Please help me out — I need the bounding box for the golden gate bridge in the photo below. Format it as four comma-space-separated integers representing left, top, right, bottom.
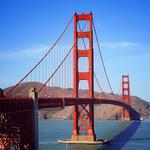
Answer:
0, 12, 140, 149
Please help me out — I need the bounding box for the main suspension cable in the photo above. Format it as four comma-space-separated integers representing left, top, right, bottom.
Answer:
6, 16, 74, 95
93, 72, 103, 92
93, 20, 114, 94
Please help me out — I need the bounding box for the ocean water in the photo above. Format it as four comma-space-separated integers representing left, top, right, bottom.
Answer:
39, 119, 150, 150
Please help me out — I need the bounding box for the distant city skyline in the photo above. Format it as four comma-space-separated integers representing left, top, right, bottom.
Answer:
0, 0, 150, 101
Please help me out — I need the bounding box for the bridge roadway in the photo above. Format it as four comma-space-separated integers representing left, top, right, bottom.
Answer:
0, 97, 140, 120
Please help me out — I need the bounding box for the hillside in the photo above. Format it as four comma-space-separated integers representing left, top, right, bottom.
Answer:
4, 82, 150, 120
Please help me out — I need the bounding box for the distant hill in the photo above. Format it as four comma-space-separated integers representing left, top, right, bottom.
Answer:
4, 82, 150, 120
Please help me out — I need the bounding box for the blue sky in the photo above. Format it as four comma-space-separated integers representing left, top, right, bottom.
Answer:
0, 0, 150, 101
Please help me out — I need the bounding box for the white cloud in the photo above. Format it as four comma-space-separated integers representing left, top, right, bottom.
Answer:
130, 51, 150, 60
0, 45, 49, 61
101, 41, 137, 49
0, 44, 73, 62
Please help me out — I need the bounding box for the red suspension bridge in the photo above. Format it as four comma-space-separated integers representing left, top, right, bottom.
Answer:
0, 12, 140, 149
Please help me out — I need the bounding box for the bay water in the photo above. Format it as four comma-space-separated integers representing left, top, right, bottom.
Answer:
39, 119, 150, 150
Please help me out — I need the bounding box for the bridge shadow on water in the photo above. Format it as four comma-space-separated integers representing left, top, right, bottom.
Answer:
98, 121, 141, 150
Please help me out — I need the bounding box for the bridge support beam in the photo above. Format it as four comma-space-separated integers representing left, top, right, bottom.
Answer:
0, 89, 39, 149
72, 12, 96, 142
29, 88, 39, 150
121, 75, 131, 120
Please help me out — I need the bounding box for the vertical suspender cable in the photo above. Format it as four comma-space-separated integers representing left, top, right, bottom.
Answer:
6, 16, 73, 95
38, 20, 88, 93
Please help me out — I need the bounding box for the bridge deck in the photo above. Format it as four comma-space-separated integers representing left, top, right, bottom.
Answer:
0, 97, 140, 120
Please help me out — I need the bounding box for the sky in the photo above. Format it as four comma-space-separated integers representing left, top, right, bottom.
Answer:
0, 0, 150, 101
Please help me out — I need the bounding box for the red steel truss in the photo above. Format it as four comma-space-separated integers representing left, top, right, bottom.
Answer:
72, 12, 96, 141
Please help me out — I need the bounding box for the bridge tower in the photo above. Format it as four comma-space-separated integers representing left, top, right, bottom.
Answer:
72, 12, 96, 141
122, 75, 131, 120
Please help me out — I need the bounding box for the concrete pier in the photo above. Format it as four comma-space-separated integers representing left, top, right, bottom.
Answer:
58, 138, 110, 144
